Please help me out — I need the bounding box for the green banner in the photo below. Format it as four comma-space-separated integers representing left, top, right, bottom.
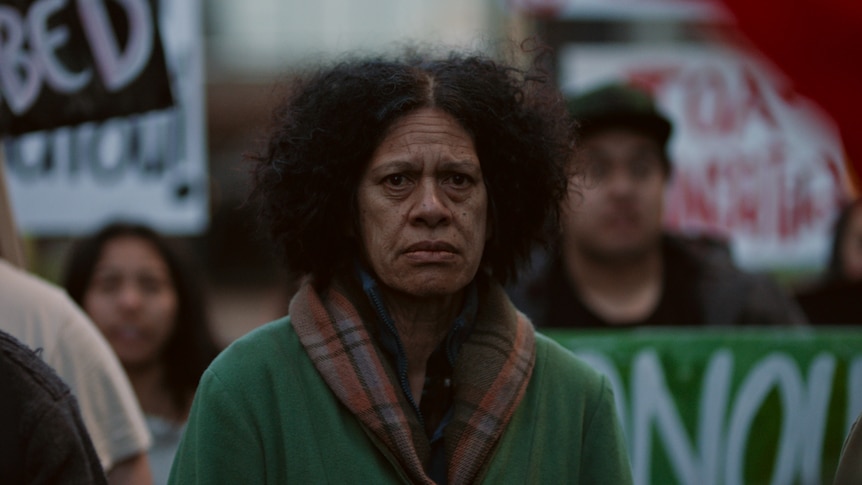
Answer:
546, 327, 862, 485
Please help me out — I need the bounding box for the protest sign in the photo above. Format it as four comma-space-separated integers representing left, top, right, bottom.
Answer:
549, 328, 862, 485
0, 0, 172, 135
557, 44, 855, 271
507, 0, 727, 20
3, 0, 206, 235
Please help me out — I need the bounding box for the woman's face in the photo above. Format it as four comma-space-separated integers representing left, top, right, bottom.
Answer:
83, 236, 178, 369
841, 204, 862, 281
356, 107, 490, 298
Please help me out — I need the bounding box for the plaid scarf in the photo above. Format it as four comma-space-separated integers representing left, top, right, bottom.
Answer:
289, 274, 536, 484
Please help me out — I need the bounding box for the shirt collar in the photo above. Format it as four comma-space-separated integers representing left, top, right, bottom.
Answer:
355, 262, 478, 367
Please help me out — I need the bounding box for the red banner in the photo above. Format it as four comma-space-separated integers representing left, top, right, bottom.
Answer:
558, 44, 854, 270
712, 0, 860, 191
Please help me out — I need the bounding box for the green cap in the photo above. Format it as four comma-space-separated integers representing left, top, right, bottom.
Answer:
567, 82, 673, 149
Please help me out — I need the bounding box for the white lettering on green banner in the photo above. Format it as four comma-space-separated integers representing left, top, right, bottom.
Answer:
547, 328, 862, 485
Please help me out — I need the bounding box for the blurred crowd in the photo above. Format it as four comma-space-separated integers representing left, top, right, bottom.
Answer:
1, 5, 860, 481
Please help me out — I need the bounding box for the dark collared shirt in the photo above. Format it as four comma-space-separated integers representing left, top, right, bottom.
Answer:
358, 266, 478, 484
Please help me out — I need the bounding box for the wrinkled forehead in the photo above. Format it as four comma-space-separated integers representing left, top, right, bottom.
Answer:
366, 108, 479, 171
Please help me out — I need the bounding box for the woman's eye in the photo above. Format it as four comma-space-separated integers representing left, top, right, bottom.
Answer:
92, 276, 120, 293
449, 174, 473, 187
139, 277, 163, 294
385, 174, 406, 186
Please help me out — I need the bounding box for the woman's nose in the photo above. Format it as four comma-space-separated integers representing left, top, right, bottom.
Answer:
411, 181, 451, 227
117, 284, 143, 310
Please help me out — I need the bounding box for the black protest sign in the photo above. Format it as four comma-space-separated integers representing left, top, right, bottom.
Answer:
0, 0, 173, 135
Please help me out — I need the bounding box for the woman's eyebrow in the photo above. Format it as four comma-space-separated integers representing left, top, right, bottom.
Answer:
439, 160, 482, 173
368, 160, 417, 175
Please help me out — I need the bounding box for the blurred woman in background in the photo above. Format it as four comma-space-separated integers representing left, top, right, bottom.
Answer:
794, 198, 862, 324
823, 198, 862, 284
63, 222, 220, 485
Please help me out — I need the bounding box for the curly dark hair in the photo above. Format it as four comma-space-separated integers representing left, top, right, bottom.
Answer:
248, 46, 573, 287
63, 222, 220, 415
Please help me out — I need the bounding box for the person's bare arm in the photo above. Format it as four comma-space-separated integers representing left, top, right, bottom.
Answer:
107, 452, 153, 485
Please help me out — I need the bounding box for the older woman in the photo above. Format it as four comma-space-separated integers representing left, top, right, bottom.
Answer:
169, 48, 632, 484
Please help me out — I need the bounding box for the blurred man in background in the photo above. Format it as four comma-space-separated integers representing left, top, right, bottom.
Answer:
509, 82, 807, 328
